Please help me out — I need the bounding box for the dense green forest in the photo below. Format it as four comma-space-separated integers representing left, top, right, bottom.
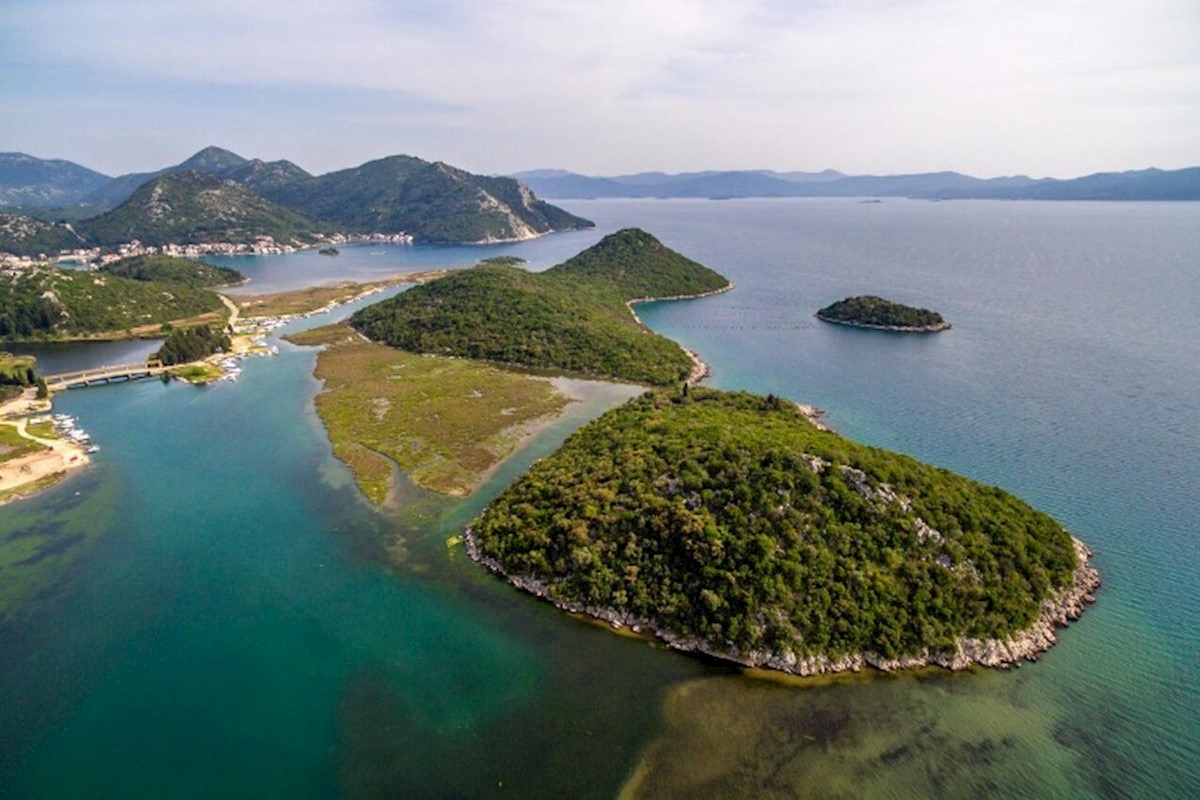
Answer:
816, 295, 947, 330
351, 229, 729, 385
471, 388, 1078, 662
100, 254, 244, 288
0, 264, 224, 339
153, 325, 231, 365
544, 227, 728, 298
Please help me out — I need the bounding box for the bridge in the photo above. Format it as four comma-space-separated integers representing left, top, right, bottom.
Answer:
44, 360, 168, 391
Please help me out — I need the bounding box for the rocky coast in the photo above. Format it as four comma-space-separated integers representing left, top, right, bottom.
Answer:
463, 530, 1099, 678
815, 314, 951, 333
626, 282, 733, 386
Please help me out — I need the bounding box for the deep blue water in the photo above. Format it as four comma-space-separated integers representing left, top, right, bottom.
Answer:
2, 198, 1197, 798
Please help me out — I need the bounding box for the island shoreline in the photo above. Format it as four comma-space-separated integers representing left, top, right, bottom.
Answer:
815, 313, 951, 333
626, 282, 734, 386
463, 528, 1098, 677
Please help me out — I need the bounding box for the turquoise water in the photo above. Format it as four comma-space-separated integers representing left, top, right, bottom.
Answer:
2, 199, 1198, 797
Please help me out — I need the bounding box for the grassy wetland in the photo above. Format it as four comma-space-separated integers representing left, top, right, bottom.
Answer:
286, 324, 574, 501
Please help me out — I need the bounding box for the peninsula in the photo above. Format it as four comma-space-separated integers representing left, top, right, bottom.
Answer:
465, 388, 1097, 676
350, 228, 732, 386
816, 295, 950, 332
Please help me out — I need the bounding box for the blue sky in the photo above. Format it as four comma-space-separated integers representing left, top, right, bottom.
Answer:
2, 0, 1198, 178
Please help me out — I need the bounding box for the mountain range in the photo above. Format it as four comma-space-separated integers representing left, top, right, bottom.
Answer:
0, 147, 593, 256
511, 166, 1200, 201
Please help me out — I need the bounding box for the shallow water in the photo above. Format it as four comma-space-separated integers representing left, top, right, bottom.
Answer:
1, 199, 1197, 798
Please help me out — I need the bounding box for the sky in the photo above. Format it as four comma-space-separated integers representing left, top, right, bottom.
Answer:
2, 0, 1198, 179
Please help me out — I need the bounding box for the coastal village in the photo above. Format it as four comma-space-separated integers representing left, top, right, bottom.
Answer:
0, 231, 414, 271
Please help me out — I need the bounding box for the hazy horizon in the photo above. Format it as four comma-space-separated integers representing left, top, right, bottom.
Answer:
3, 143, 1194, 185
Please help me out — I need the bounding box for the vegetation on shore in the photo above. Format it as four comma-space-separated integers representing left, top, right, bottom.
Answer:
152, 325, 231, 366
0, 263, 226, 340
350, 229, 729, 385
285, 324, 572, 499
100, 254, 245, 288
470, 387, 1078, 663
816, 295, 948, 330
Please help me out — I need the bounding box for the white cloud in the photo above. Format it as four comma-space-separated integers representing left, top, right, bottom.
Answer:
3, 0, 1198, 175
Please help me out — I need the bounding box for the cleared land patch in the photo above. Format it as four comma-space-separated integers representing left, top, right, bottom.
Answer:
235, 270, 449, 318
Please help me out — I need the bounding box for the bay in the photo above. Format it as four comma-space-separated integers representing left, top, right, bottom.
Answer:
1, 198, 1197, 798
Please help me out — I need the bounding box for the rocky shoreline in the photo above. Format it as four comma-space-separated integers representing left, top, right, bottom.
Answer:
626, 283, 733, 386
463, 529, 1099, 677
626, 282, 734, 325
815, 313, 951, 333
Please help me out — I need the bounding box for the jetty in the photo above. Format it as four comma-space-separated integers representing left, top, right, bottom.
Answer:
44, 360, 167, 391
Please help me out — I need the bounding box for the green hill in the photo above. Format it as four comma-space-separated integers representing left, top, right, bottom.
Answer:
350, 229, 730, 385
0, 263, 225, 339
545, 227, 728, 297
262, 155, 593, 242
817, 295, 948, 331
100, 254, 245, 288
79, 171, 324, 247
468, 388, 1092, 672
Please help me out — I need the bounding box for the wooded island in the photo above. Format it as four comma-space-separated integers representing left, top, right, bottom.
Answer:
817, 295, 950, 332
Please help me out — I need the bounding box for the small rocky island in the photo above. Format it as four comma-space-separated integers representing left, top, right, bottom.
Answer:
817, 295, 950, 332
466, 388, 1098, 677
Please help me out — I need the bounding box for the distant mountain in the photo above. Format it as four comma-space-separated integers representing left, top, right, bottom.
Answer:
79, 146, 255, 211
0, 213, 87, 257
762, 169, 848, 184
993, 167, 1200, 201
509, 168, 877, 199
0, 153, 112, 208
174, 145, 249, 174
264, 155, 593, 243
513, 166, 1200, 201
507, 171, 644, 200
223, 159, 312, 194
3, 147, 589, 251
79, 171, 324, 247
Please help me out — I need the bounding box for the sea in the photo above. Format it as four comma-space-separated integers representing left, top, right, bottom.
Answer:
1, 198, 1197, 799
